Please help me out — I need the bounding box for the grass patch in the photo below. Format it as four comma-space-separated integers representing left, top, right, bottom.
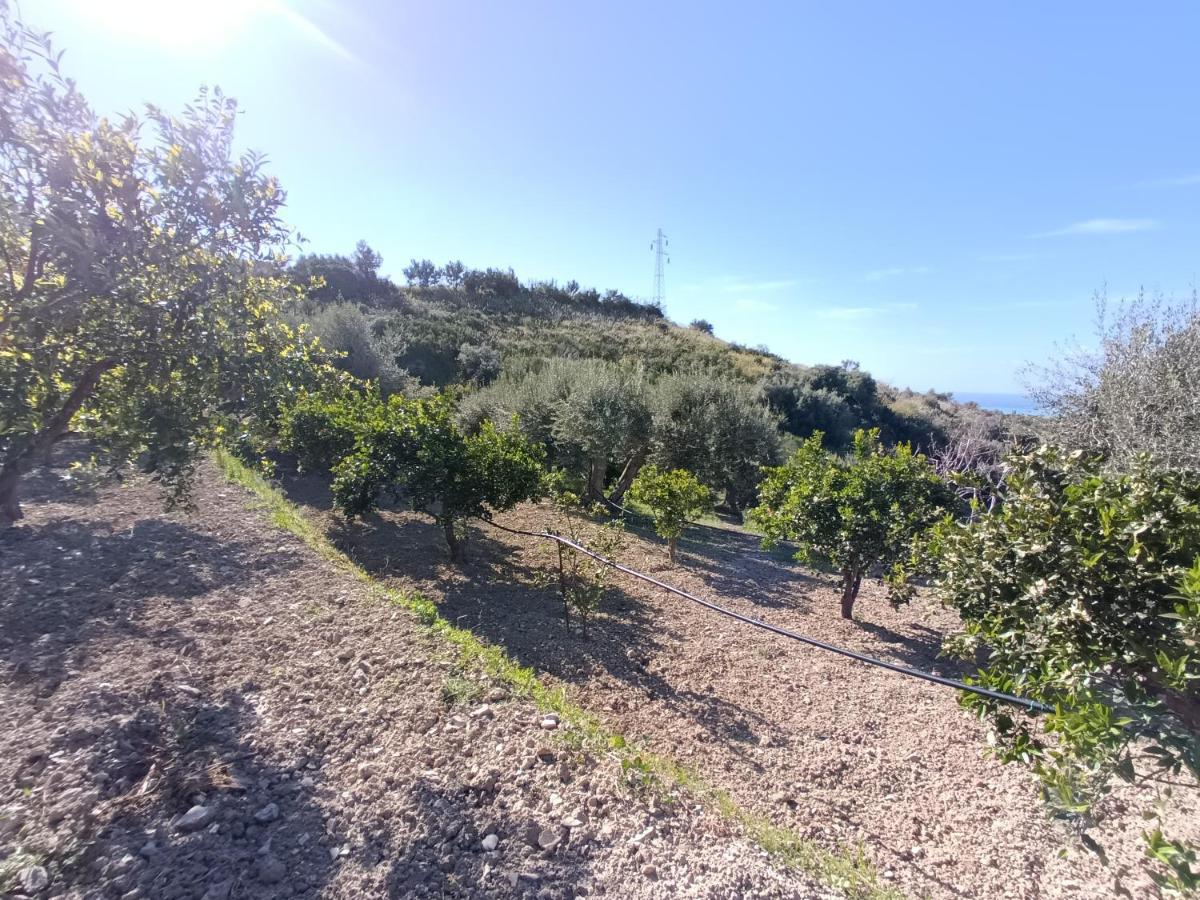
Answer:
214, 449, 903, 899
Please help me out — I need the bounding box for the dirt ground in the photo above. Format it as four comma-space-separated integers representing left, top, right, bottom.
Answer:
277, 472, 1200, 900
1, 457, 831, 899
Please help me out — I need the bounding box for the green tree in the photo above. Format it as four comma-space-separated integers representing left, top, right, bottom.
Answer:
912, 447, 1200, 889
332, 394, 543, 561
403, 258, 440, 288
628, 464, 713, 564
750, 429, 953, 619
0, 14, 320, 525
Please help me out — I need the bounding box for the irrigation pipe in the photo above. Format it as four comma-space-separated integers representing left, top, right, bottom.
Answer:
481, 516, 1053, 714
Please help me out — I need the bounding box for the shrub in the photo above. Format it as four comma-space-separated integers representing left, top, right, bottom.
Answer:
332, 395, 544, 561
1027, 290, 1200, 472
749, 429, 953, 618
457, 342, 502, 386
279, 387, 383, 472
689, 319, 714, 335
301, 303, 414, 396
912, 446, 1200, 887
628, 465, 713, 564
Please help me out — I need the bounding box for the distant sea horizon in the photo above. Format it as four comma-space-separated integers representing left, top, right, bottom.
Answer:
952, 391, 1043, 416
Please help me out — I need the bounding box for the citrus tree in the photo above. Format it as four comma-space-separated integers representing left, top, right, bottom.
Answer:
916, 447, 1200, 891
749, 429, 953, 619
628, 464, 712, 564
0, 12, 320, 524
331, 395, 544, 561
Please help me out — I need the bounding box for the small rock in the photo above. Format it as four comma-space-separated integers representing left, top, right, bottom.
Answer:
481, 833, 499, 852
20, 866, 49, 893
256, 855, 287, 884
486, 687, 507, 702
357, 762, 378, 780
175, 805, 214, 833
253, 802, 280, 824
537, 827, 560, 852
176, 684, 202, 697
138, 841, 159, 859
539, 716, 559, 730
523, 823, 542, 848
201, 880, 233, 900
642, 864, 659, 880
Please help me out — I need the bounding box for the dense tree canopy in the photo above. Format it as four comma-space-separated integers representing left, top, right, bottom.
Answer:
750, 429, 954, 619
331, 394, 544, 560
0, 14, 324, 525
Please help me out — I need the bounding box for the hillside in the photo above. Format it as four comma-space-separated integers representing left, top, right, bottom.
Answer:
289, 250, 1014, 457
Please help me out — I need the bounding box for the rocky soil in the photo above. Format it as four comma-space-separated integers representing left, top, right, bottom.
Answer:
279, 473, 1200, 900
1, 458, 829, 899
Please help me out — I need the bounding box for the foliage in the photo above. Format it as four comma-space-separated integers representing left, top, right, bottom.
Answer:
540, 477, 626, 634
913, 446, 1200, 884
1027, 290, 1200, 472
300, 302, 416, 395
289, 243, 403, 309
331, 394, 544, 560
750, 429, 953, 619
279, 385, 383, 473
628, 464, 713, 564
651, 373, 781, 511
456, 341, 501, 386
0, 13, 327, 524
689, 318, 714, 335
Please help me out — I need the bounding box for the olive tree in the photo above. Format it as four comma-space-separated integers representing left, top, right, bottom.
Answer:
913, 447, 1200, 893
1027, 290, 1200, 471
628, 464, 712, 564
1, 13, 318, 525
331, 394, 544, 561
749, 429, 953, 619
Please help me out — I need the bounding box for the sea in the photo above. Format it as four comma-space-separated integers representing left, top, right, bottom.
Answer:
953, 392, 1043, 416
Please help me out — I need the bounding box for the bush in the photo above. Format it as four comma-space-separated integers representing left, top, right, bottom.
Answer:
912, 446, 1200, 887
689, 319, 714, 335
628, 465, 713, 564
279, 387, 383, 473
302, 303, 415, 396
332, 394, 544, 560
1028, 290, 1200, 472
750, 429, 953, 619
457, 342, 502, 386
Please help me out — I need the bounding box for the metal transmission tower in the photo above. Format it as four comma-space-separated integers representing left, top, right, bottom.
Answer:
651, 228, 669, 306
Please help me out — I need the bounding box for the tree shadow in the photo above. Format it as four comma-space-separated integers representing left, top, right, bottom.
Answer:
853, 621, 970, 679
22, 681, 342, 898
279, 472, 784, 751
0, 516, 304, 694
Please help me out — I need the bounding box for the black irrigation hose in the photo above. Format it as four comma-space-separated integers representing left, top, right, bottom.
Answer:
482, 516, 1053, 714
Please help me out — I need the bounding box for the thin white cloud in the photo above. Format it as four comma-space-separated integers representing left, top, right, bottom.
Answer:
816, 302, 917, 320
733, 297, 779, 313
679, 277, 799, 294
1136, 173, 1200, 189
863, 265, 933, 282
1034, 218, 1159, 237
978, 252, 1038, 263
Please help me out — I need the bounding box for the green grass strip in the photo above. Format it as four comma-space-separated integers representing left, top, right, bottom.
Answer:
213, 449, 904, 900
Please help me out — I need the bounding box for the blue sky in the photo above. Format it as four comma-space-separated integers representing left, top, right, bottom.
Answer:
31, 0, 1200, 393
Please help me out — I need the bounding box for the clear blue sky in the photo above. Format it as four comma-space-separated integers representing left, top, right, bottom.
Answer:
30, 0, 1200, 393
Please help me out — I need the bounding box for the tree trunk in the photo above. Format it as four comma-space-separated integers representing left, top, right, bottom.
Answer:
0, 358, 115, 530
608, 446, 649, 507
442, 517, 462, 563
556, 542, 570, 626
840, 567, 863, 619
0, 467, 21, 530
586, 456, 607, 503
668, 536, 678, 566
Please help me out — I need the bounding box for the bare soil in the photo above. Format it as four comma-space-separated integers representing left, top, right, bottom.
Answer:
1, 456, 829, 899
277, 472, 1200, 900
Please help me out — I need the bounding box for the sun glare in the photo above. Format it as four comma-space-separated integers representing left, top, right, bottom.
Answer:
64, 0, 271, 52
